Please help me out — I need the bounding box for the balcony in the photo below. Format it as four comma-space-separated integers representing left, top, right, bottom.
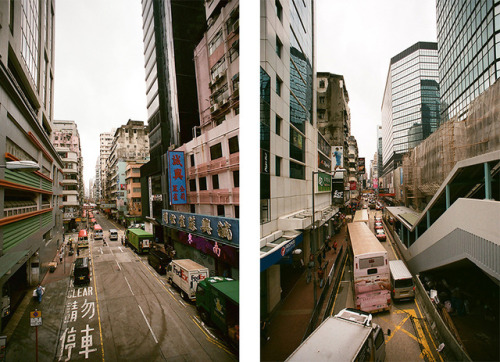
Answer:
229, 153, 239, 170
3, 201, 38, 218
61, 179, 78, 185
62, 168, 77, 174
190, 189, 237, 205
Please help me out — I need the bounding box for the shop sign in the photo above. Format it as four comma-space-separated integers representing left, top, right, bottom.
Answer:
167, 151, 187, 205
317, 132, 331, 157
318, 152, 332, 171
178, 231, 239, 267
349, 181, 357, 190
260, 234, 303, 272
358, 158, 365, 174
332, 180, 344, 205
64, 213, 75, 219
162, 210, 239, 247
261, 149, 270, 174
317, 172, 331, 192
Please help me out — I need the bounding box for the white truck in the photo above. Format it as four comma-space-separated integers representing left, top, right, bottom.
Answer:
166, 259, 209, 300
286, 308, 388, 361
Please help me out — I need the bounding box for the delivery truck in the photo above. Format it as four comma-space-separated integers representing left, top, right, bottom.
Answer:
166, 259, 209, 300
196, 277, 239, 348
125, 228, 153, 254
286, 308, 388, 361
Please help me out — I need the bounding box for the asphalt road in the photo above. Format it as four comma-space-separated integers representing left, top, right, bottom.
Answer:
327, 205, 444, 362
54, 214, 237, 361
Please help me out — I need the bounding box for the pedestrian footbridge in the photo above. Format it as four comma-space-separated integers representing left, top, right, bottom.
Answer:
386, 150, 500, 283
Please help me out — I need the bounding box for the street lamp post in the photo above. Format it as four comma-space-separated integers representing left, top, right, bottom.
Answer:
0, 160, 40, 171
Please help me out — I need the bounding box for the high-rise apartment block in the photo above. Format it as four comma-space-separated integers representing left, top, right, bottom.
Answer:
381, 42, 440, 177
97, 131, 114, 202
52, 120, 84, 231
437, 0, 500, 122
0, 0, 63, 331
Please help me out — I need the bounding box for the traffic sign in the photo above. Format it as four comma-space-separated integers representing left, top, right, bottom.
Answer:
30, 310, 42, 327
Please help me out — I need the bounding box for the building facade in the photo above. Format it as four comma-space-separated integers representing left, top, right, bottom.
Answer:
98, 131, 114, 203
0, 0, 64, 331
381, 42, 440, 180
260, 0, 339, 317
105, 120, 149, 225
437, 0, 500, 122
51, 120, 84, 232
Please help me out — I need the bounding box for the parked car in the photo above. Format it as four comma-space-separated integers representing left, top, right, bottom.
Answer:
375, 229, 387, 241
148, 248, 171, 274
374, 222, 384, 230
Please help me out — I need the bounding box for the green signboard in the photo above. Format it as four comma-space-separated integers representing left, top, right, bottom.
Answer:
317, 172, 332, 192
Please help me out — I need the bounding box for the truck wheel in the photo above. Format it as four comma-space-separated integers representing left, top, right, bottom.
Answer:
168, 278, 173, 285
200, 309, 209, 324
181, 291, 187, 300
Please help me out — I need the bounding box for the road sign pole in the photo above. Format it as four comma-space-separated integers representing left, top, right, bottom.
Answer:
35, 326, 38, 362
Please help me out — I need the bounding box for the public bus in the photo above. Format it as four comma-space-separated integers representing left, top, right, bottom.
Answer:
78, 229, 89, 249
353, 209, 369, 225
93, 224, 103, 240
347, 222, 391, 313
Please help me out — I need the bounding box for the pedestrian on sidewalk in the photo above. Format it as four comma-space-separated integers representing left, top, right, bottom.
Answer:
76, 247, 80, 256
318, 266, 325, 288
333, 240, 338, 254
59, 250, 64, 264
36, 284, 44, 303
306, 255, 314, 284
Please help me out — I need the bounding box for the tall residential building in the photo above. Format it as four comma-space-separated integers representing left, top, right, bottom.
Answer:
140, 0, 206, 231
52, 120, 84, 231
381, 42, 440, 178
261, 0, 337, 318
0, 0, 63, 331
98, 131, 114, 202
105, 120, 149, 225
437, 0, 500, 122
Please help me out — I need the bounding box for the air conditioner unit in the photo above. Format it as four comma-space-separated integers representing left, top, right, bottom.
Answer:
222, 97, 228, 104
211, 104, 219, 113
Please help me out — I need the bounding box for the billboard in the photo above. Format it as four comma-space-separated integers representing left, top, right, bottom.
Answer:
332, 180, 344, 205
317, 172, 331, 192
358, 158, 365, 174
167, 151, 187, 205
318, 152, 332, 171
332, 146, 343, 169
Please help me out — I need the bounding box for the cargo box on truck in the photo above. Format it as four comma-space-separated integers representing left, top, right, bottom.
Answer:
287, 308, 387, 361
196, 277, 239, 348
125, 228, 153, 254
167, 259, 209, 300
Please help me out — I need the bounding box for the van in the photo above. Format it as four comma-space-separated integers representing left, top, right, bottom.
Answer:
74, 257, 91, 285
389, 260, 415, 301
148, 248, 171, 274
109, 229, 118, 241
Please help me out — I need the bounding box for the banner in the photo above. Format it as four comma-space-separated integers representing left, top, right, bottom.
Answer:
317, 172, 331, 192
167, 151, 187, 205
332, 146, 343, 168
358, 158, 365, 174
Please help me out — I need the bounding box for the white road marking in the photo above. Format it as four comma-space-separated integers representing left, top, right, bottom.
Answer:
124, 276, 134, 296
99, 248, 103, 255
178, 299, 187, 307
138, 305, 158, 344
116, 261, 121, 271
160, 280, 166, 286
118, 247, 123, 253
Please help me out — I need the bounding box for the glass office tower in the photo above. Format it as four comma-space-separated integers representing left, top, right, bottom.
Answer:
381, 42, 440, 175
437, 0, 500, 122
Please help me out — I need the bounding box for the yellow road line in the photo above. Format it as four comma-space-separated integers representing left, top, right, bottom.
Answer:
415, 299, 443, 362
383, 314, 411, 343
330, 260, 347, 316
89, 240, 105, 361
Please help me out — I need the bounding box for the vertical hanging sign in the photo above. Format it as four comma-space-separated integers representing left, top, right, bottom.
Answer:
167, 151, 187, 205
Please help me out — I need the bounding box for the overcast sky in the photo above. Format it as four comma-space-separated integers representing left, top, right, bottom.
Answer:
316, 0, 437, 170
54, 0, 147, 191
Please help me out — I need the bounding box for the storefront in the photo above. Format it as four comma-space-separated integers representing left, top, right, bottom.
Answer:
161, 210, 239, 279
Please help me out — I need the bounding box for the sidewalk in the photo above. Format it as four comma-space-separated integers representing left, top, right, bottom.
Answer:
261, 225, 349, 361
4, 235, 78, 362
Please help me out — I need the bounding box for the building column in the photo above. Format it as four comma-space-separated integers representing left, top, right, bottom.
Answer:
407, 228, 410, 248
427, 211, 431, 229
484, 162, 492, 199
415, 225, 418, 239
445, 184, 450, 209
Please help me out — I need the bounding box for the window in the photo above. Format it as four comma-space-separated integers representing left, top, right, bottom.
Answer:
276, 156, 282, 176
190, 154, 195, 167
217, 205, 225, 216
234, 205, 239, 218
190, 204, 196, 213
209, 30, 223, 55
228, 136, 239, 154
229, 41, 239, 63
276, 76, 282, 96
276, 0, 283, 22
189, 179, 197, 191
210, 143, 223, 160
276, 115, 282, 135
319, 96, 325, 104
276, 36, 283, 58
199, 177, 207, 191
233, 171, 239, 188
319, 80, 325, 88
212, 175, 219, 189
290, 161, 305, 180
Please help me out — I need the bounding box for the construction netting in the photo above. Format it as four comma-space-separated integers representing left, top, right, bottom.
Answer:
403, 79, 500, 198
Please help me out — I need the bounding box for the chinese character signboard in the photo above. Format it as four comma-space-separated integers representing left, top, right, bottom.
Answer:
162, 210, 239, 247
167, 151, 187, 205
317, 172, 331, 192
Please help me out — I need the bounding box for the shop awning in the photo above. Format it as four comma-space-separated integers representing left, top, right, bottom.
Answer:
260, 232, 303, 272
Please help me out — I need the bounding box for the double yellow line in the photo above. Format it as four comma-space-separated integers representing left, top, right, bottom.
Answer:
89, 237, 105, 361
